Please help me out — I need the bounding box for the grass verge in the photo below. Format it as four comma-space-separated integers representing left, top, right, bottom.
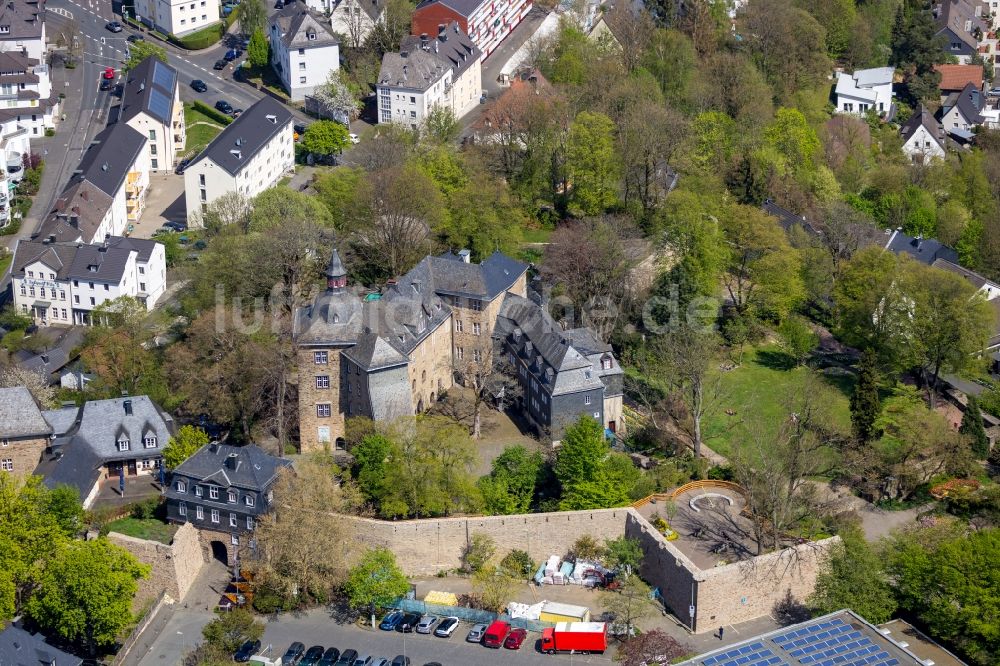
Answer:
105, 517, 178, 543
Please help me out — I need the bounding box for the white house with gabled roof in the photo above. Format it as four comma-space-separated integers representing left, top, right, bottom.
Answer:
835, 67, 894, 117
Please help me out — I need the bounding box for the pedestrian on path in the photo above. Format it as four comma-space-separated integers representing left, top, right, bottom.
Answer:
719, 626, 725, 640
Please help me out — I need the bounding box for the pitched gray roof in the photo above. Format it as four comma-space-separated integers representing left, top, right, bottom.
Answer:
936, 0, 987, 50
884, 229, 959, 265
73, 123, 148, 198
11, 238, 79, 280
12, 236, 156, 285
401, 22, 481, 80
171, 443, 291, 491
342, 330, 409, 370
932, 257, 996, 290
43, 405, 79, 436
0, 386, 51, 438
0, 625, 83, 666
0, 0, 45, 42
378, 47, 449, 92
34, 179, 116, 244
188, 97, 292, 177
762, 199, 819, 235
414, 0, 483, 20
66, 243, 133, 283
365, 362, 413, 421
945, 81, 985, 124
900, 105, 943, 147
270, 6, 338, 49
120, 57, 179, 125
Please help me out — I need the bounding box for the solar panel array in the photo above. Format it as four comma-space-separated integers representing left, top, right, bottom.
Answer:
148, 89, 172, 123
701, 641, 789, 666
152, 60, 176, 92
772, 618, 901, 666
698, 617, 908, 666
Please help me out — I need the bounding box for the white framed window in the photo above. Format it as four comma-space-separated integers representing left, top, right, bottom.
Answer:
176, 479, 187, 493
144, 436, 157, 448
314, 351, 328, 364
456, 347, 464, 360
315, 375, 330, 389
195, 485, 203, 497
455, 319, 463, 332
229, 513, 237, 527
246, 516, 254, 529
473, 322, 481, 336
210, 508, 220, 523
228, 490, 237, 503
316, 403, 332, 418
196, 505, 204, 520
231, 534, 240, 546
209, 486, 219, 499
118, 437, 130, 452
1, 459, 12, 471
245, 495, 255, 507
585, 395, 592, 405
178, 502, 187, 517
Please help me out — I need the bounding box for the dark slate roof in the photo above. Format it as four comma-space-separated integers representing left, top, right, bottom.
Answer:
945, 81, 985, 124
378, 46, 450, 92
326, 248, 346, 278
106, 235, 158, 263
0, 625, 83, 666
0, 51, 38, 76
295, 286, 367, 345
11, 238, 80, 280
119, 56, 179, 125
12, 236, 157, 285
493, 293, 613, 396
170, 443, 291, 491
900, 106, 944, 146
73, 123, 147, 199
269, 6, 338, 50
414, 0, 484, 20
400, 22, 481, 80
0, 0, 45, 42
342, 329, 409, 370
884, 229, 959, 265
419, 250, 527, 299
932, 257, 996, 290
0, 386, 51, 438
188, 97, 292, 177
66, 243, 134, 283
11, 329, 84, 381
40, 439, 101, 499
936, 0, 986, 51
33, 179, 116, 244
762, 199, 819, 235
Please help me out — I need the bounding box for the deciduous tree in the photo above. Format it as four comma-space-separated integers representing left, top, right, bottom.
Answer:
344, 547, 410, 624
246, 28, 268, 69
565, 111, 618, 215
809, 527, 896, 623
124, 41, 167, 71
301, 120, 351, 158
201, 608, 264, 654
477, 445, 544, 515
616, 629, 688, 665
961, 396, 990, 460
162, 425, 210, 470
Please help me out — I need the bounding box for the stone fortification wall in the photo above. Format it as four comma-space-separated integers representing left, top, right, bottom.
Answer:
107, 522, 205, 610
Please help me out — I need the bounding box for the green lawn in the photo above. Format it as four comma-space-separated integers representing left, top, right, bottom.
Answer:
522, 226, 554, 244
184, 105, 224, 155
702, 345, 852, 465
0, 252, 12, 277
105, 517, 178, 544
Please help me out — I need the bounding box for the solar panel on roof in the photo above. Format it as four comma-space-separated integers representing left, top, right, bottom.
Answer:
148, 88, 171, 122
151, 60, 176, 92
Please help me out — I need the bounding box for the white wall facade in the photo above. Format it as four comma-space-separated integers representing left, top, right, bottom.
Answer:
183, 121, 295, 220
0, 26, 46, 63
465, 0, 532, 56
902, 124, 945, 161
451, 57, 481, 119
328, 0, 381, 47
125, 102, 180, 173
134, 0, 220, 36
269, 27, 341, 101
942, 105, 978, 131
378, 72, 450, 128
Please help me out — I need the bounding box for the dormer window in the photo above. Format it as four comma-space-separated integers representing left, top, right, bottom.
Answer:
308, 32, 317, 40
117, 436, 130, 451
176, 480, 187, 493
545, 367, 553, 383
144, 435, 157, 448
228, 489, 238, 503
601, 355, 612, 370
0, 26, 10, 34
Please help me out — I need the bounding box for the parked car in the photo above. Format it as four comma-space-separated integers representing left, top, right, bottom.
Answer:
318, 648, 340, 666
372, 659, 390, 666
105, 21, 123, 32
282, 642, 306, 665
232, 108, 244, 118
174, 159, 191, 175
390, 658, 410, 666
466, 623, 487, 643
190, 79, 208, 92
396, 612, 421, 633
334, 650, 358, 666
215, 100, 234, 114
165, 219, 188, 231
503, 628, 527, 650
300, 646, 325, 666
434, 617, 459, 637
379, 610, 403, 631
415, 615, 438, 634
482, 620, 511, 648
351, 656, 372, 666
224, 48, 241, 61
990, 87, 1000, 96
127, 34, 144, 42
102, 67, 115, 80
99, 78, 112, 91
233, 639, 261, 662
349, 132, 359, 144
213, 59, 228, 70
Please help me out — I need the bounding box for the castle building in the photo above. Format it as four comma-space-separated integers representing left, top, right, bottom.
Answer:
295, 248, 624, 449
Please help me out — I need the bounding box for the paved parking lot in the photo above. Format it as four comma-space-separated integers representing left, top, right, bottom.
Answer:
259, 608, 615, 666
134, 174, 187, 238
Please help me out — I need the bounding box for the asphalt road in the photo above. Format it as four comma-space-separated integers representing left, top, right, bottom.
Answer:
258, 608, 616, 666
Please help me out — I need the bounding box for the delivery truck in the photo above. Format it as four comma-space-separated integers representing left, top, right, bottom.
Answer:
540, 621, 608, 654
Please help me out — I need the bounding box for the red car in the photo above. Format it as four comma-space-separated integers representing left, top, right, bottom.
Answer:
102, 67, 115, 80
503, 628, 527, 650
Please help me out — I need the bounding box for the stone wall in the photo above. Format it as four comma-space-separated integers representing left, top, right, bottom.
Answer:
341, 507, 631, 576
2, 436, 47, 479
626, 511, 838, 632
407, 314, 455, 412
108, 522, 205, 610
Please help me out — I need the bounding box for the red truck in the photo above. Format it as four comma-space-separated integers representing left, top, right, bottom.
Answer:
540, 622, 608, 654
482, 620, 511, 648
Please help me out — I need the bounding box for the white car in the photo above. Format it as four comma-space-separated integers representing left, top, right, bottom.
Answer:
466, 623, 487, 642
434, 617, 460, 637
415, 615, 438, 634
349, 132, 359, 144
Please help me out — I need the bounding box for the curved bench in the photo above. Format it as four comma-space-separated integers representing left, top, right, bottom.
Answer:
688, 492, 735, 513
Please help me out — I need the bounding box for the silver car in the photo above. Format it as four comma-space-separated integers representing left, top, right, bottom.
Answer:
415, 615, 438, 634
466, 623, 487, 642
434, 616, 460, 637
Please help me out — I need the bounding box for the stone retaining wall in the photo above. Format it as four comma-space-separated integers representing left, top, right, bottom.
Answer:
108, 522, 205, 610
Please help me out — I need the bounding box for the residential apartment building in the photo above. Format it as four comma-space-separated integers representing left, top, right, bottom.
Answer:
10, 235, 167, 325
900, 106, 946, 163
835, 67, 894, 117
0, 52, 57, 136
294, 247, 532, 450
269, 6, 340, 101
165, 443, 291, 562
39, 396, 174, 508
325, 0, 384, 47
0, 386, 52, 478
33, 122, 150, 243
494, 294, 625, 440
119, 57, 184, 172
377, 22, 481, 127
942, 81, 986, 133
134, 0, 221, 36
0, 113, 31, 228
0, 0, 46, 62
411, 0, 531, 57
935, 0, 990, 64
183, 97, 294, 221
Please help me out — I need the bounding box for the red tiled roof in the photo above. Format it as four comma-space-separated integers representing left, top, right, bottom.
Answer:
936, 64, 984, 91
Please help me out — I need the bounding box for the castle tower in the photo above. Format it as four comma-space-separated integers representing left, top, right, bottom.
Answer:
326, 248, 347, 291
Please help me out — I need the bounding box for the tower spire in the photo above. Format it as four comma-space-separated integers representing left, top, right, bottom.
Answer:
326, 248, 347, 291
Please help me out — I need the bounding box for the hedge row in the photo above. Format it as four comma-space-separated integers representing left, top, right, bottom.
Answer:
191, 100, 234, 126
169, 22, 225, 50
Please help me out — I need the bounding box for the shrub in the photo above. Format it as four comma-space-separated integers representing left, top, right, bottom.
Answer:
570, 534, 604, 561
191, 100, 234, 126
44, 127, 55, 137
131, 497, 161, 520
500, 549, 534, 577
169, 23, 224, 50
462, 532, 496, 573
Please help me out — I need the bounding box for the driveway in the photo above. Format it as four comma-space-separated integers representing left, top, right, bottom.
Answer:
134, 173, 187, 237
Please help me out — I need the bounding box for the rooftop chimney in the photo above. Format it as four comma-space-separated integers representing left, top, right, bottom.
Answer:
40, 353, 48, 363
458, 248, 471, 263
69, 214, 79, 229
123, 399, 133, 416
225, 453, 241, 471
